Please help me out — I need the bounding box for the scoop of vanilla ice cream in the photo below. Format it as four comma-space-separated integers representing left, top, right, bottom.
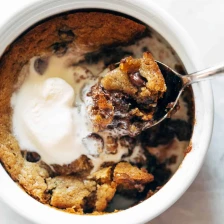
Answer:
24, 78, 76, 163
11, 56, 92, 165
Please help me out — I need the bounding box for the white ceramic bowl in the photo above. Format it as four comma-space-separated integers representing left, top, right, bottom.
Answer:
0, 0, 213, 223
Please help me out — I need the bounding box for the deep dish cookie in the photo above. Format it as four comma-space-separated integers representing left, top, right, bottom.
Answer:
0, 10, 194, 214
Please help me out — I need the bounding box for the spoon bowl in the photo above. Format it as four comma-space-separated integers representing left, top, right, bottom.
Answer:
149, 61, 186, 128
143, 61, 224, 132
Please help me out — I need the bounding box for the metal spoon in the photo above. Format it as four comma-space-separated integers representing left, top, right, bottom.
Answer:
144, 62, 224, 131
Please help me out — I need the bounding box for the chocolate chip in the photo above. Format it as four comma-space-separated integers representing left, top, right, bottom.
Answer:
120, 136, 136, 150
110, 92, 131, 116
82, 133, 104, 157
142, 46, 149, 52
140, 120, 175, 147
58, 29, 75, 42
120, 136, 136, 156
105, 136, 118, 154
34, 57, 48, 75
145, 154, 172, 190
167, 155, 177, 165
51, 42, 68, 56
129, 71, 147, 87
168, 119, 192, 141
108, 63, 117, 71
26, 152, 41, 163
108, 118, 130, 131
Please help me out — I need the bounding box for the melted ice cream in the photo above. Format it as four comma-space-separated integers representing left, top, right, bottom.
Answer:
11, 56, 95, 165
11, 55, 132, 167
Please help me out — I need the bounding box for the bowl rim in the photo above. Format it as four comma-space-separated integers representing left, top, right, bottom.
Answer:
0, 0, 214, 224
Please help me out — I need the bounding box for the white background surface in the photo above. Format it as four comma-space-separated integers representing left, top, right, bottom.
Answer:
0, 0, 224, 223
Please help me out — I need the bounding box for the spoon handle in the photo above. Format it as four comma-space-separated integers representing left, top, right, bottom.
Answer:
185, 64, 224, 84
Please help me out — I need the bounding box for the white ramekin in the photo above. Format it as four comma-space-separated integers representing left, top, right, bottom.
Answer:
0, 0, 213, 223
